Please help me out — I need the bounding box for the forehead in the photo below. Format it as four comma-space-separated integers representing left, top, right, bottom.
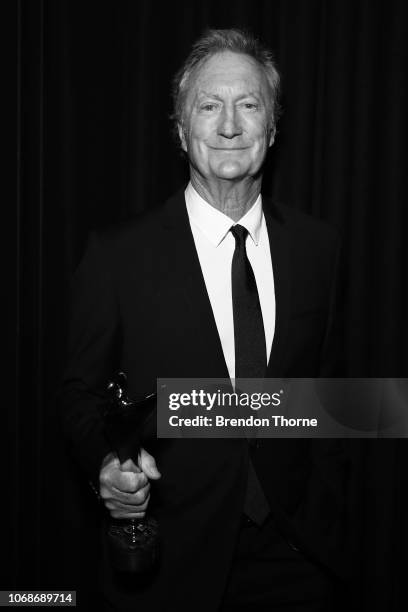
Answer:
190, 51, 268, 97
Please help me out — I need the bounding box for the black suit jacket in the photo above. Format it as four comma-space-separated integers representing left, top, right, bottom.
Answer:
59, 189, 348, 611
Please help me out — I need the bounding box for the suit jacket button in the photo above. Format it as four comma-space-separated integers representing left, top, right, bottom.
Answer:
288, 540, 300, 552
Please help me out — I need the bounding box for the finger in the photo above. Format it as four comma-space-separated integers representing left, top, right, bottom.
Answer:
100, 473, 148, 499
101, 452, 120, 470
112, 469, 148, 493
105, 494, 150, 513
110, 482, 151, 505
138, 448, 161, 480
120, 458, 141, 473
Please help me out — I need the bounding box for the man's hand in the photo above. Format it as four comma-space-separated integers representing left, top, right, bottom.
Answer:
99, 448, 161, 519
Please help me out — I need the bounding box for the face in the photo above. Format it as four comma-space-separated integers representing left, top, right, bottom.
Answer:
179, 51, 275, 183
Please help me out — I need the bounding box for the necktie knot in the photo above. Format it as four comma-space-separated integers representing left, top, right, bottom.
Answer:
230, 224, 248, 247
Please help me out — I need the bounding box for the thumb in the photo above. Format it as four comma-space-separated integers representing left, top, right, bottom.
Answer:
138, 447, 161, 480
120, 458, 141, 473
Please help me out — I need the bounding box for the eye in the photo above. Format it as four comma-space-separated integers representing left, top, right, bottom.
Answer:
201, 103, 218, 112
242, 102, 258, 110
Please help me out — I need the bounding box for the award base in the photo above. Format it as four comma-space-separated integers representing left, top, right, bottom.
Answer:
107, 516, 159, 573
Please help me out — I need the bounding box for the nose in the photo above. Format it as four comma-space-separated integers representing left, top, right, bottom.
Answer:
217, 105, 242, 139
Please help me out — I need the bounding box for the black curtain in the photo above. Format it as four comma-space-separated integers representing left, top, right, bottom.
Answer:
13, 0, 408, 609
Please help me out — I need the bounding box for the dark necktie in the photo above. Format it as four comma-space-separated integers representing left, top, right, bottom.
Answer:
231, 225, 266, 379
230, 224, 270, 525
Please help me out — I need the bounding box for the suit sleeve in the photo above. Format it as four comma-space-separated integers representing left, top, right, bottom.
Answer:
58, 231, 121, 484
294, 228, 351, 578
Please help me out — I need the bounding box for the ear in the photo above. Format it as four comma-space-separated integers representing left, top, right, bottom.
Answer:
268, 124, 276, 148
178, 123, 188, 152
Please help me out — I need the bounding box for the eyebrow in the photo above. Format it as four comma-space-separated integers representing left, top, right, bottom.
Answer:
197, 90, 262, 101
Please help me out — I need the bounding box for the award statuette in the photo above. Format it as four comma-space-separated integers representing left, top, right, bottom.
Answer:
102, 371, 159, 573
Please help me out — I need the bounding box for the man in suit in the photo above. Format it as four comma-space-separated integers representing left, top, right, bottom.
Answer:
59, 29, 348, 611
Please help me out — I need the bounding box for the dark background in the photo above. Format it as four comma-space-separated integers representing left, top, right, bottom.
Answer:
13, 0, 407, 609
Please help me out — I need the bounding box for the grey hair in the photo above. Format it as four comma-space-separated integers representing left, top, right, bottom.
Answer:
171, 28, 281, 143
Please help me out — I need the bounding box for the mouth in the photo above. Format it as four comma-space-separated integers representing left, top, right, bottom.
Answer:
208, 146, 249, 151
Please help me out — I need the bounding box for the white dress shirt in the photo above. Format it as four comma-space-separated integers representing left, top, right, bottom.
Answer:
185, 182, 275, 380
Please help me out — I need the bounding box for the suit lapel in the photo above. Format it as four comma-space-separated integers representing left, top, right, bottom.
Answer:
157, 190, 230, 378
264, 201, 292, 377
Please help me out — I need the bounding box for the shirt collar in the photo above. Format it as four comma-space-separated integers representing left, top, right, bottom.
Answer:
185, 182, 263, 247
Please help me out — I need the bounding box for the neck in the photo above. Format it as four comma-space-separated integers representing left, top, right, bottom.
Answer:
190, 171, 262, 222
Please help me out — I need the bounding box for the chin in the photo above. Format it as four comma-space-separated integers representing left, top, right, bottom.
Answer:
211, 161, 250, 180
